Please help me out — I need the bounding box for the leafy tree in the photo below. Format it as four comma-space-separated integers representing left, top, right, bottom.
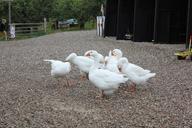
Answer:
0, 0, 105, 27
0, 1, 9, 20
53, 0, 105, 29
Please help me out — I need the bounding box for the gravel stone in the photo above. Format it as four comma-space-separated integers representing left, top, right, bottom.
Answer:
0, 30, 192, 128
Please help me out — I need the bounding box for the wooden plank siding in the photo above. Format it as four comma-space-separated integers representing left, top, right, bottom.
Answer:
105, 0, 192, 46
186, 0, 192, 48
116, 0, 134, 40
104, 0, 118, 37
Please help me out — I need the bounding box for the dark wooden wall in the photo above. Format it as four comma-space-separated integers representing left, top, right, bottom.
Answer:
133, 0, 155, 42
155, 0, 188, 43
186, 0, 192, 47
104, 0, 118, 36
116, 0, 134, 40
105, 0, 191, 46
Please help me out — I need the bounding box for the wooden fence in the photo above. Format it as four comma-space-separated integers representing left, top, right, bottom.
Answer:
10, 18, 47, 36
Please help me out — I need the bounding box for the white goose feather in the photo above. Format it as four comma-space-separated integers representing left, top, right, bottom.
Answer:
84, 50, 105, 63
88, 51, 128, 95
118, 57, 156, 85
44, 59, 71, 77
65, 53, 94, 74
104, 49, 123, 73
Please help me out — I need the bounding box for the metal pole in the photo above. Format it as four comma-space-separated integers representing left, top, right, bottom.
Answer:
8, 1, 11, 25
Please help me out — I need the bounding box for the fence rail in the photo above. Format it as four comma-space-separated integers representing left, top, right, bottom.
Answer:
10, 18, 47, 36
12, 23, 43, 25
14, 26, 41, 29
15, 29, 41, 33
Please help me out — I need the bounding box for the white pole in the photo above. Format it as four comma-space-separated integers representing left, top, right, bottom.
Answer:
44, 18, 47, 33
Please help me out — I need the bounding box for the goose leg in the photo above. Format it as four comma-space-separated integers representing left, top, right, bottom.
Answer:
86, 73, 89, 80
79, 71, 87, 81
129, 83, 136, 92
56, 78, 60, 85
101, 90, 105, 98
80, 75, 86, 81
96, 90, 105, 99
65, 76, 70, 86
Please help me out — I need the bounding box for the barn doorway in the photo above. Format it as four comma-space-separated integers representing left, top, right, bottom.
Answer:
133, 0, 155, 42
116, 0, 135, 40
156, 0, 188, 43
104, 0, 119, 36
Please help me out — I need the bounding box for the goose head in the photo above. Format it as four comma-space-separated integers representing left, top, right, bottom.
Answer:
111, 49, 123, 59
84, 50, 92, 56
87, 50, 105, 64
84, 50, 96, 57
65, 53, 77, 61
117, 57, 129, 72
87, 50, 100, 61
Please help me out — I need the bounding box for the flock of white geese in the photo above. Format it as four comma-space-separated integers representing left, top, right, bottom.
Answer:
44, 49, 156, 98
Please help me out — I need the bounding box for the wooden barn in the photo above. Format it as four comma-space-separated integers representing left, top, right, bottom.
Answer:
104, 0, 192, 47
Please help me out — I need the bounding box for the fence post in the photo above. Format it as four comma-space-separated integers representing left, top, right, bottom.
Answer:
44, 18, 47, 33
96, 16, 100, 36
10, 24, 15, 39
30, 27, 33, 33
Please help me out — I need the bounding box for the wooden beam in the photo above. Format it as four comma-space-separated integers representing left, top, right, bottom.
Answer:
153, 0, 159, 43
133, 0, 137, 41
186, 0, 192, 48
104, 0, 118, 37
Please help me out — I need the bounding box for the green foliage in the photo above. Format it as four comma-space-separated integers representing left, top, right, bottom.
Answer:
85, 20, 96, 30
0, 1, 8, 20
0, 0, 105, 40
14, 31, 46, 40
0, 0, 105, 23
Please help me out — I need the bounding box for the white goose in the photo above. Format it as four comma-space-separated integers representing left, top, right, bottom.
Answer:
88, 51, 129, 97
105, 49, 123, 73
118, 57, 156, 91
84, 50, 105, 64
111, 49, 123, 59
65, 53, 94, 80
44, 59, 71, 86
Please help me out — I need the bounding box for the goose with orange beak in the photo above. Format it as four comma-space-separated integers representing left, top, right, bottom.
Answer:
118, 57, 156, 92
84, 50, 105, 64
66, 53, 94, 80
105, 49, 123, 73
88, 51, 129, 98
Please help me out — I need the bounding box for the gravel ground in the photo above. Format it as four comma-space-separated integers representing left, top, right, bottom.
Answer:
0, 30, 192, 128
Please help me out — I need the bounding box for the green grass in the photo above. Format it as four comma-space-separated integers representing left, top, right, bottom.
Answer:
85, 21, 96, 30
15, 31, 47, 40
0, 37, 6, 41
